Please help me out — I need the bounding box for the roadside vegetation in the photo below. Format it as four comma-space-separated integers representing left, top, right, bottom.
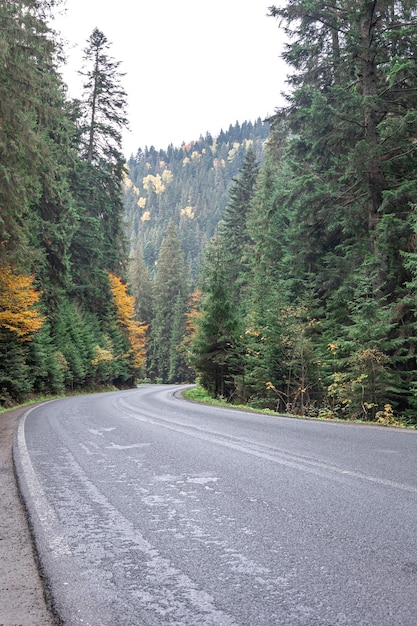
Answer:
182, 387, 413, 429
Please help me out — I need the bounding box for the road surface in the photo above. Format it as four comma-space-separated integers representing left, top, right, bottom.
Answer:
14, 385, 417, 625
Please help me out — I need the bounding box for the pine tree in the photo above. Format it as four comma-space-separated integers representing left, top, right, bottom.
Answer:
268, 1, 417, 299
168, 293, 189, 383
27, 321, 65, 396
328, 262, 397, 420
0, 331, 32, 405
51, 299, 90, 390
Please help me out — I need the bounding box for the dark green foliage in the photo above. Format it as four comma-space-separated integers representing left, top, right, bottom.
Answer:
78, 28, 128, 167
0, 331, 32, 405
0, 0, 77, 288
190, 236, 244, 400
71, 28, 128, 292
27, 322, 65, 395
168, 294, 189, 384
52, 299, 89, 389
128, 243, 153, 325
148, 225, 190, 383
217, 147, 259, 304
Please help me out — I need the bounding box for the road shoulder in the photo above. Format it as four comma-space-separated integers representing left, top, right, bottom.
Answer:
0, 406, 54, 626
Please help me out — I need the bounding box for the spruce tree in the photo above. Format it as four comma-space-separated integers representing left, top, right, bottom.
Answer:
217, 146, 259, 303
190, 235, 244, 400
70, 28, 129, 305
78, 28, 128, 167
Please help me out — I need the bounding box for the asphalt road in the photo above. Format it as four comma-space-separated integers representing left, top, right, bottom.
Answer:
14, 385, 417, 625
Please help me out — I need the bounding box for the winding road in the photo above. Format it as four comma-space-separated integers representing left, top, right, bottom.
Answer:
14, 385, 417, 625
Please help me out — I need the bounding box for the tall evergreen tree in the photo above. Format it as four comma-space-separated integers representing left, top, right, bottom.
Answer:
217, 146, 259, 303
78, 28, 128, 167
190, 235, 244, 400
70, 28, 129, 306
148, 224, 189, 383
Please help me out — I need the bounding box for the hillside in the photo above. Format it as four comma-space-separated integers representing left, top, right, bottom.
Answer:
123, 119, 269, 279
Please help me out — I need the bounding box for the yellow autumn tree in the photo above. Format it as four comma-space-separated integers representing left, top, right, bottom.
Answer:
181, 288, 202, 362
108, 273, 148, 369
185, 288, 202, 338
0, 266, 44, 340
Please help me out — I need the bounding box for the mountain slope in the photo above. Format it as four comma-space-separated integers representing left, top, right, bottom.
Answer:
124, 119, 269, 278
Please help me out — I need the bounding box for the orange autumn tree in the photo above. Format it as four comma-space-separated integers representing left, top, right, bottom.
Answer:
108, 273, 148, 370
0, 266, 44, 340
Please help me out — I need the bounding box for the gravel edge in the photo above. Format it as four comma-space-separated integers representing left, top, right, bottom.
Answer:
0, 406, 54, 626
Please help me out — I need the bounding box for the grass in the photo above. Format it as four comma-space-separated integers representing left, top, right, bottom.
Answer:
182, 386, 417, 428
0, 394, 63, 414
183, 385, 293, 418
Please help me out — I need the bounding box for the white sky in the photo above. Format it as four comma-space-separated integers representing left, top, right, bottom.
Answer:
51, 0, 289, 157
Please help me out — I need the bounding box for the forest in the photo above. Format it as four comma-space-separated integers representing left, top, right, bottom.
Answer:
0, 0, 146, 404
2, 1, 417, 426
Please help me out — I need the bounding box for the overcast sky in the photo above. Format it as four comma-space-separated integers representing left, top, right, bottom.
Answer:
51, 0, 289, 157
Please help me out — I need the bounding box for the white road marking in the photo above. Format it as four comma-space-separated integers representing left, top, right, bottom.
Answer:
118, 398, 417, 496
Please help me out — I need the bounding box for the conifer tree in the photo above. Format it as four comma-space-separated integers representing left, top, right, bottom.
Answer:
79, 28, 128, 167
71, 28, 129, 303
190, 235, 243, 400
128, 243, 153, 325
148, 224, 189, 382
27, 322, 65, 396
217, 146, 259, 303
52, 299, 90, 390
268, 1, 417, 299
168, 294, 189, 383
